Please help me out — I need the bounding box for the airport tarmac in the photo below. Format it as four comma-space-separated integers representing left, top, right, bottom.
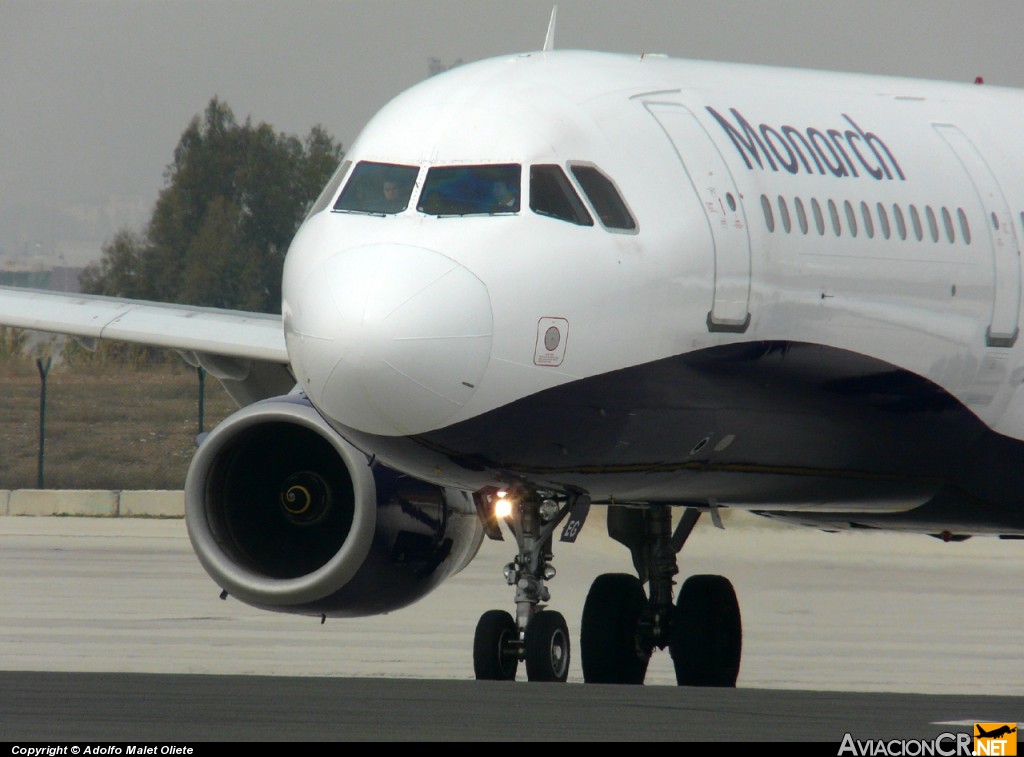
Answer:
0, 513, 1021, 740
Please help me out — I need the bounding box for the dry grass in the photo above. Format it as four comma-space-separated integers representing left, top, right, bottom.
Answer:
0, 356, 238, 490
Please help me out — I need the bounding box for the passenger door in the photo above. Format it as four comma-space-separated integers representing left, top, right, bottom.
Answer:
645, 101, 752, 333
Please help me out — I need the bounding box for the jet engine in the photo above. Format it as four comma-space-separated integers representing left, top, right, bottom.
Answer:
184, 395, 485, 617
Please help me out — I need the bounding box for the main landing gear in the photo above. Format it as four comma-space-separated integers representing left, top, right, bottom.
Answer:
472, 490, 741, 686
581, 505, 741, 686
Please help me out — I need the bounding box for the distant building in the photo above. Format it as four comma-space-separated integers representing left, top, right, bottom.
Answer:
0, 266, 85, 293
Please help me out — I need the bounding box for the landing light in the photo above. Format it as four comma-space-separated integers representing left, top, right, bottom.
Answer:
494, 491, 513, 520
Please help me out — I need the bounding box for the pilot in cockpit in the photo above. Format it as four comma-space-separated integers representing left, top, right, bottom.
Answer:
380, 178, 406, 213
490, 179, 518, 212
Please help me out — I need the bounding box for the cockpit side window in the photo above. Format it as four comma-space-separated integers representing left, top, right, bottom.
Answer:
418, 164, 521, 216
530, 165, 593, 226
570, 165, 637, 230
306, 160, 351, 220
333, 161, 419, 215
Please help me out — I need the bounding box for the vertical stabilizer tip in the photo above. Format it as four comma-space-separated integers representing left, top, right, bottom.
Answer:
543, 6, 558, 52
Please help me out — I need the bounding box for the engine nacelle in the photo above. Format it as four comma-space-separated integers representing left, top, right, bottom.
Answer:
184, 395, 485, 617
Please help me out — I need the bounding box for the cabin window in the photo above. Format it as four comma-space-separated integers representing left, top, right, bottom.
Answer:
761, 194, 775, 232
828, 199, 841, 236
910, 205, 923, 241
307, 160, 351, 219
570, 165, 637, 230
778, 196, 792, 233
926, 206, 939, 242
334, 161, 419, 214
876, 203, 891, 240
893, 204, 907, 240
844, 200, 858, 238
860, 201, 874, 239
418, 164, 521, 216
530, 165, 593, 226
959, 208, 972, 244
795, 197, 809, 234
941, 207, 955, 243
811, 198, 825, 235
991, 212, 1000, 230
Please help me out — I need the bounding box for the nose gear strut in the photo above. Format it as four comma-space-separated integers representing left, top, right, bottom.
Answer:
472, 487, 579, 682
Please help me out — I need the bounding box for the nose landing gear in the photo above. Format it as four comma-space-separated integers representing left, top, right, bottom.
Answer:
472, 609, 519, 681
472, 487, 580, 682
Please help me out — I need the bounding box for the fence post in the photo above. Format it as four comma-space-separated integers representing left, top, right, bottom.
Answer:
197, 366, 206, 437
36, 356, 52, 489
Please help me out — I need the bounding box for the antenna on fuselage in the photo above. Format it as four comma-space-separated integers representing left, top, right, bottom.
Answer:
543, 5, 558, 52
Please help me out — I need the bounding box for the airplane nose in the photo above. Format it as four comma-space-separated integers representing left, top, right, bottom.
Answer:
285, 244, 493, 436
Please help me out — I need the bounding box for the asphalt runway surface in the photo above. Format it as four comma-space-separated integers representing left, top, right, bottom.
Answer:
1, 514, 1021, 740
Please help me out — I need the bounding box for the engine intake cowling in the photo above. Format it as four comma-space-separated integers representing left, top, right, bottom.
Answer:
185, 395, 484, 617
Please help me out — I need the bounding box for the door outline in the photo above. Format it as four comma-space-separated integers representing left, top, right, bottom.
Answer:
645, 101, 752, 333
934, 123, 1020, 348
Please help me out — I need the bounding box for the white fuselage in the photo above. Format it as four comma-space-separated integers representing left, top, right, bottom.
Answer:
280, 51, 1024, 516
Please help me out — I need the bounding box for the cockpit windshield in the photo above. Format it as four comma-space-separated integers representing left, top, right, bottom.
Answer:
333, 161, 419, 215
418, 164, 521, 216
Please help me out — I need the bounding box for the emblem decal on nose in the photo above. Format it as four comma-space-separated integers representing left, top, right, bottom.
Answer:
544, 326, 560, 351
535, 317, 568, 366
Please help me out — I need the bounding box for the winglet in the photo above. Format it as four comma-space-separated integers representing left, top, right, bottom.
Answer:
543, 5, 558, 52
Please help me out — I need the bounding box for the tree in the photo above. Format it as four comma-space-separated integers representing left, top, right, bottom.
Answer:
78, 230, 146, 299
428, 57, 464, 77
82, 98, 343, 313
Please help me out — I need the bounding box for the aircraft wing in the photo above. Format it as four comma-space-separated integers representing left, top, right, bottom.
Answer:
0, 286, 287, 363
0, 286, 292, 403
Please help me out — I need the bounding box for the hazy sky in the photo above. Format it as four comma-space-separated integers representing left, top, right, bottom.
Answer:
2, 0, 1022, 263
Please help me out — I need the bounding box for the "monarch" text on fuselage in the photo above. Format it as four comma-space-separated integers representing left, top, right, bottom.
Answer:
705, 106, 906, 182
